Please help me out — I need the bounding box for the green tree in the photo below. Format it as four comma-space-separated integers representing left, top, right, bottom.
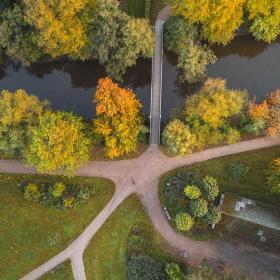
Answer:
164, 16, 216, 83
202, 176, 219, 201
175, 212, 193, 231
25, 111, 91, 175
23, 0, 89, 58
0, 89, 46, 158
166, 0, 246, 45
162, 119, 196, 156
190, 198, 208, 217
205, 207, 222, 225
267, 158, 280, 195
165, 263, 185, 280
93, 78, 142, 158
88, 0, 153, 81
184, 185, 201, 200
0, 3, 42, 64
247, 0, 280, 43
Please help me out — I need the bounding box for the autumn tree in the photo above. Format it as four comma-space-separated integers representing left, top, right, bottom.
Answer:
0, 3, 42, 64
265, 89, 280, 137
23, 0, 89, 58
185, 78, 247, 129
25, 111, 91, 175
93, 78, 142, 158
0, 89, 46, 158
162, 119, 196, 156
88, 0, 153, 81
247, 0, 280, 43
166, 0, 246, 45
164, 16, 216, 83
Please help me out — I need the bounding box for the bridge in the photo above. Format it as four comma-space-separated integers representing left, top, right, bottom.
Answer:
149, 7, 171, 145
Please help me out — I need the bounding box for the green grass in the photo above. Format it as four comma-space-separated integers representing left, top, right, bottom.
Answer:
84, 195, 172, 279
161, 146, 280, 207
124, 0, 146, 18
0, 174, 115, 280
40, 261, 73, 280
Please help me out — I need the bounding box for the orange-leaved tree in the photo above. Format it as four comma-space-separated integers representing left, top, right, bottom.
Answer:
93, 78, 142, 158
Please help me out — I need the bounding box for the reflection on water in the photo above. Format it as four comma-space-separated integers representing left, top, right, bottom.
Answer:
162, 36, 280, 121
0, 59, 151, 119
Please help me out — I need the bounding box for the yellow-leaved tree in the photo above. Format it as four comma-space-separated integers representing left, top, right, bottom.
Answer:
166, 0, 246, 45
23, 0, 88, 58
93, 78, 142, 158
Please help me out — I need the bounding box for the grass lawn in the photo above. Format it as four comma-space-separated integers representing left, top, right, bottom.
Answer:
161, 146, 280, 207
40, 261, 73, 280
84, 195, 172, 279
0, 174, 115, 280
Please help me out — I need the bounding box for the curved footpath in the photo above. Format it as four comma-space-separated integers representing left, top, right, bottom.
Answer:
1, 6, 280, 280
0, 137, 279, 279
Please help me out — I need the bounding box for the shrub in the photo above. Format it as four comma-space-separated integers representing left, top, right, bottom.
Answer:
184, 185, 201, 199
226, 128, 241, 144
226, 163, 249, 181
126, 254, 167, 280
165, 263, 185, 280
205, 207, 222, 225
202, 176, 219, 201
175, 212, 193, 231
24, 183, 41, 201
162, 119, 196, 156
63, 197, 75, 209
77, 187, 90, 200
267, 158, 280, 195
50, 182, 65, 198
190, 199, 208, 218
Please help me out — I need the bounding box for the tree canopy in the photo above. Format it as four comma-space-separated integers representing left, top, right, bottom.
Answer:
166, 0, 280, 44
0, 89, 46, 158
25, 111, 91, 175
88, 0, 153, 81
164, 16, 216, 83
23, 0, 89, 59
93, 77, 142, 158
0, 3, 42, 64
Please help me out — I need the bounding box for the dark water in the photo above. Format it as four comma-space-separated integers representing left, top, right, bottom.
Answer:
1, 36, 280, 122
162, 36, 280, 122
0, 59, 151, 119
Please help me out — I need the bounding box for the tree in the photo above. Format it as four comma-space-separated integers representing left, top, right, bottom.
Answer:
166, 0, 246, 45
267, 158, 280, 195
88, 0, 153, 81
185, 78, 247, 129
247, 0, 280, 43
175, 212, 193, 231
265, 89, 280, 137
25, 111, 91, 175
164, 16, 216, 83
0, 3, 42, 64
189, 198, 208, 217
202, 176, 219, 201
93, 78, 142, 158
23, 0, 88, 58
205, 207, 222, 225
184, 185, 201, 200
0, 89, 46, 158
165, 263, 185, 280
162, 119, 196, 156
